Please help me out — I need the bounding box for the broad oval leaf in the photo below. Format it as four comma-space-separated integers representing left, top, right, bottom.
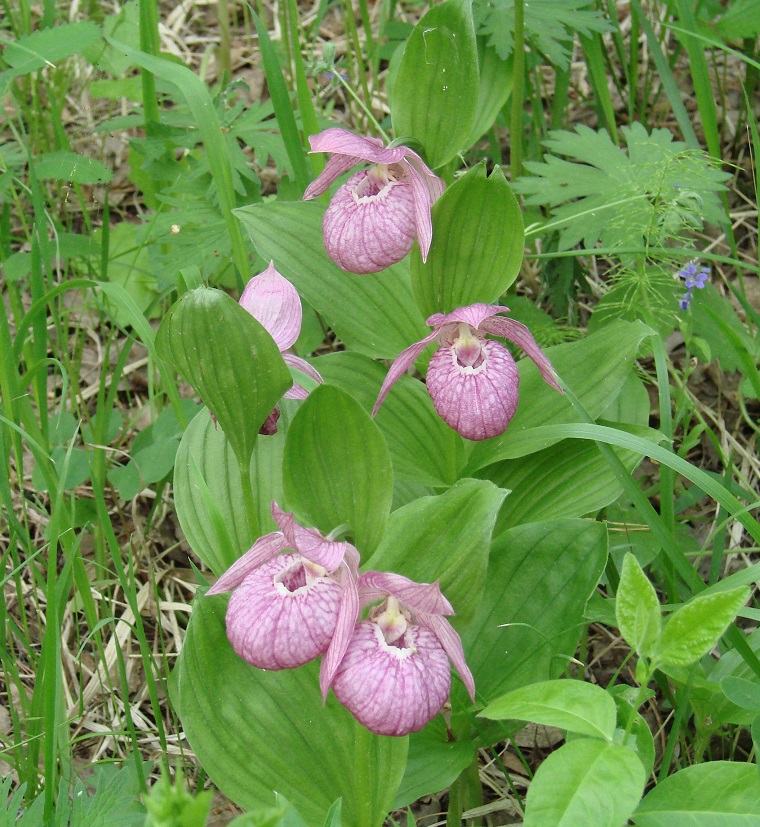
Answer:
616, 553, 662, 658
175, 596, 408, 827
461, 520, 608, 704
466, 40, 514, 146
174, 409, 286, 574
654, 587, 749, 669
480, 679, 617, 742
283, 384, 393, 555
236, 200, 428, 359
633, 761, 760, 825
365, 478, 507, 627
156, 287, 290, 468
391, 0, 479, 168
524, 739, 645, 827
411, 163, 524, 317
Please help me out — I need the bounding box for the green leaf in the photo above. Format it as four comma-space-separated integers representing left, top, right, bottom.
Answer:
35, 151, 112, 184
654, 587, 749, 669
480, 680, 617, 741
175, 597, 407, 827
524, 739, 645, 827
365, 479, 507, 627
392, 0, 479, 168
609, 686, 655, 777
462, 520, 608, 704
283, 385, 393, 555
173, 409, 286, 574
236, 201, 428, 359
720, 676, 760, 711
465, 319, 652, 473
314, 352, 466, 487
1, 21, 102, 75
410, 164, 524, 317
466, 40, 513, 146
633, 762, 760, 825
156, 287, 290, 469
616, 553, 662, 658
132, 438, 180, 485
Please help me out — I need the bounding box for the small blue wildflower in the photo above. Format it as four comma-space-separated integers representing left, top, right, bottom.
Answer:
679, 291, 692, 310
677, 261, 709, 310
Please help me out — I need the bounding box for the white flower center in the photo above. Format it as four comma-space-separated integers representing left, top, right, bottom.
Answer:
450, 323, 486, 371
274, 557, 328, 595
352, 163, 406, 203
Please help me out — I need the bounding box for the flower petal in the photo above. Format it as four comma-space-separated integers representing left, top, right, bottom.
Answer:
271, 503, 348, 571
332, 622, 452, 736
303, 152, 364, 200
426, 303, 506, 331
426, 339, 520, 441
480, 316, 563, 393
403, 156, 444, 263
319, 562, 360, 699
358, 571, 454, 615
372, 328, 440, 417
282, 353, 322, 400
225, 553, 343, 669
308, 128, 405, 164
416, 611, 475, 701
322, 171, 417, 273
206, 532, 287, 595
239, 261, 302, 351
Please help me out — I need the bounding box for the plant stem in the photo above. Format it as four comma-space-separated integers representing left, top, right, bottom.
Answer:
510, 0, 525, 180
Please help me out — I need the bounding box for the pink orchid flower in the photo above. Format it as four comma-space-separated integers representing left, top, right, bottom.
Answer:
373, 303, 563, 442
329, 571, 475, 737
302, 128, 444, 274
207, 503, 360, 698
239, 262, 322, 433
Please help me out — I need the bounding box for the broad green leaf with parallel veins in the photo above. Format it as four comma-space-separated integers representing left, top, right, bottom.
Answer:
392, 0, 479, 168
236, 200, 428, 359
524, 739, 645, 827
283, 385, 393, 556
174, 597, 407, 827
653, 587, 749, 668
410, 163, 524, 317
156, 287, 291, 469
364, 478, 507, 628
616, 553, 662, 658
480, 679, 617, 742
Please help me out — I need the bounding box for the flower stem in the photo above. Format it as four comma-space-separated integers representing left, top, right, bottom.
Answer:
238, 456, 260, 544
333, 72, 390, 143
353, 723, 374, 827
510, 0, 525, 181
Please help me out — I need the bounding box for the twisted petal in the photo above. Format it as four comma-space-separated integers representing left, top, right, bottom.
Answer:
358, 571, 454, 615
426, 339, 520, 441
271, 503, 347, 571
403, 155, 445, 262
416, 611, 475, 701
282, 352, 323, 400
480, 316, 563, 393
426, 303, 507, 330
372, 328, 440, 417
225, 553, 343, 669
322, 171, 417, 273
331, 622, 452, 736
239, 261, 302, 351
206, 532, 287, 595
319, 561, 360, 700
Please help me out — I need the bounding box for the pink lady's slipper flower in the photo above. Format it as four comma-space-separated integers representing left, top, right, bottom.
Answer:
302, 128, 444, 274
373, 303, 563, 442
329, 571, 475, 737
207, 503, 360, 696
239, 262, 322, 433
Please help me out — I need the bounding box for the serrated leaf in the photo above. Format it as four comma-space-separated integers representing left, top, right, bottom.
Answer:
516, 122, 730, 251
410, 164, 523, 316
480, 680, 617, 741
633, 761, 760, 825
524, 739, 645, 827
156, 287, 291, 469
392, 0, 479, 168
654, 587, 749, 669
473, 0, 610, 68
283, 385, 393, 556
616, 553, 662, 658
1, 21, 102, 74
35, 151, 113, 184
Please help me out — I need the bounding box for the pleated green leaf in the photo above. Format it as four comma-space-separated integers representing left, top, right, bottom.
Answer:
524, 740, 645, 827
236, 200, 428, 359
173, 410, 286, 574
616, 553, 662, 658
411, 163, 524, 317
392, 0, 479, 168
283, 385, 393, 555
462, 520, 608, 703
365, 478, 507, 627
156, 287, 291, 469
314, 351, 466, 487
175, 597, 408, 827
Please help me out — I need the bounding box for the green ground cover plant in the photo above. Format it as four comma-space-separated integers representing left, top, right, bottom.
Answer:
1, 0, 759, 823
